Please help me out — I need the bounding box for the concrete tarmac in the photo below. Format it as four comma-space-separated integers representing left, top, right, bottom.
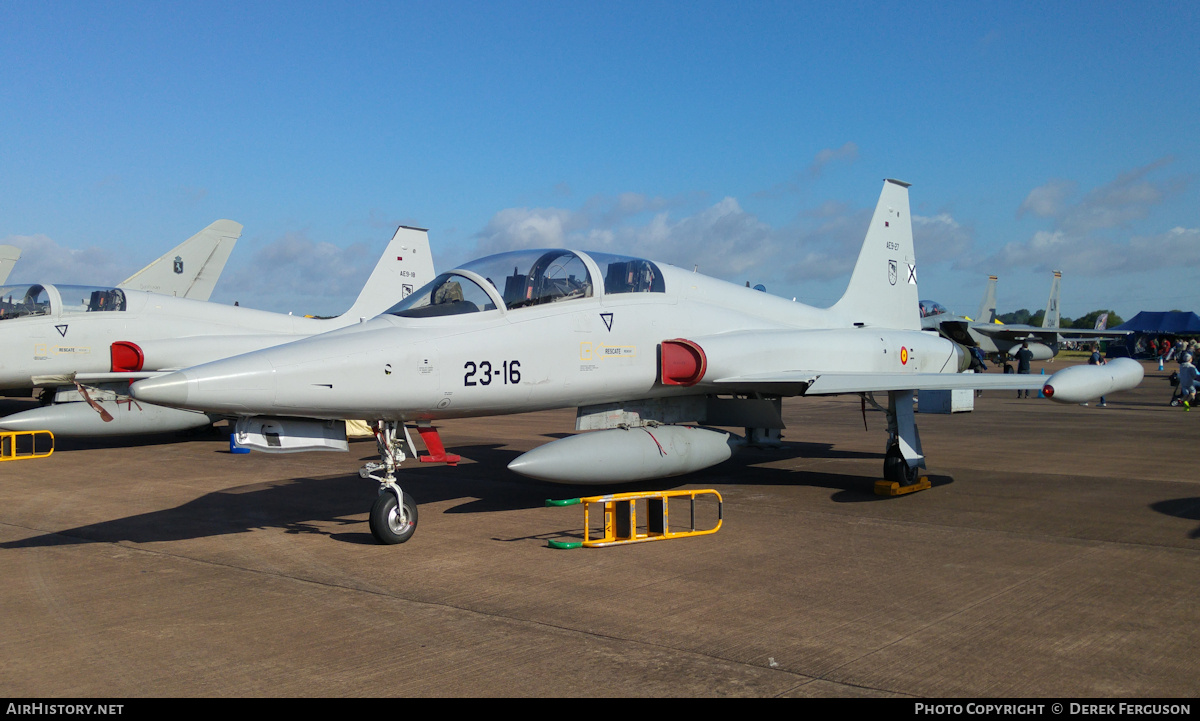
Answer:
1, 359, 1197, 697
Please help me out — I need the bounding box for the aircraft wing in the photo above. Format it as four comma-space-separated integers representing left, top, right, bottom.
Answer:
1050, 328, 1130, 338
31, 371, 168, 386
969, 323, 1057, 342
713, 370, 1046, 395
973, 323, 1129, 342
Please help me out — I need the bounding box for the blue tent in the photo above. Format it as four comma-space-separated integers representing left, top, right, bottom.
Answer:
1108, 311, 1200, 358
1113, 311, 1200, 334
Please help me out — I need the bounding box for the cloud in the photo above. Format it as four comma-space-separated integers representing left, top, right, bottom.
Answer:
471, 189, 964, 290
212, 231, 380, 314
913, 213, 974, 264
809, 142, 859, 177
752, 143, 860, 199
1017, 179, 1076, 219
989, 158, 1191, 276
0, 233, 133, 285
473, 195, 777, 278
992, 226, 1200, 276
1058, 159, 1177, 235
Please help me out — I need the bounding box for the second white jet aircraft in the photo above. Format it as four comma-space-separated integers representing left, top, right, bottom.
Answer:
0, 225, 434, 437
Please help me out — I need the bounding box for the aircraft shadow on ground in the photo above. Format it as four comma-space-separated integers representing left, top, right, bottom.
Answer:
0, 440, 937, 550
1149, 497, 1200, 539
49, 427, 228, 452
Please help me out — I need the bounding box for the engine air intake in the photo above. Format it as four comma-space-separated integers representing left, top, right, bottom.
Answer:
659, 338, 706, 386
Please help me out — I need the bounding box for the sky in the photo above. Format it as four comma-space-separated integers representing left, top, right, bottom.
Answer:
1, 1, 1197, 322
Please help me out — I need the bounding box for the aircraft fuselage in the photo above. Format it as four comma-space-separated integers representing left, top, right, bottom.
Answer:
132, 264, 965, 422
0, 285, 326, 390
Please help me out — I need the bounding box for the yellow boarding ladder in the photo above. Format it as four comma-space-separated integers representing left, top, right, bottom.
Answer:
0, 430, 54, 461
545, 489, 722, 549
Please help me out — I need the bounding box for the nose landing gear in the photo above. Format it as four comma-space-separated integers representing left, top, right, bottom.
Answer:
361, 420, 420, 544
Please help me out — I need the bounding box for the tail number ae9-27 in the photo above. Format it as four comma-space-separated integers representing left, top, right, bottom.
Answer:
464, 360, 521, 386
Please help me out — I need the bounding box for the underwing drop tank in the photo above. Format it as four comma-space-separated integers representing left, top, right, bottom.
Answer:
0, 400, 215, 437
508, 425, 739, 484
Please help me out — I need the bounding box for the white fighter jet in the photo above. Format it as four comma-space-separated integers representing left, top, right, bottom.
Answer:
0, 225, 434, 437
130, 180, 1144, 545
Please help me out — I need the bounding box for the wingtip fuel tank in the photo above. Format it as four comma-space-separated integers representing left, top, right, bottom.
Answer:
1042, 357, 1144, 404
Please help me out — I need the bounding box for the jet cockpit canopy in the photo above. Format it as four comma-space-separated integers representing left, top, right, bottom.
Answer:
919, 299, 949, 319
387, 249, 665, 318
0, 284, 128, 321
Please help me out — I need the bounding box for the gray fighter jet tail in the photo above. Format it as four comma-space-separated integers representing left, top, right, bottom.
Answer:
976, 275, 998, 324
0, 245, 20, 285
831, 178, 921, 330
1042, 270, 1062, 329
119, 219, 242, 301
341, 225, 436, 322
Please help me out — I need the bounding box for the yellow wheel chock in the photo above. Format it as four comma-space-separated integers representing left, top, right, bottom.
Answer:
874, 477, 931, 496
545, 489, 722, 549
0, 430, 54, 461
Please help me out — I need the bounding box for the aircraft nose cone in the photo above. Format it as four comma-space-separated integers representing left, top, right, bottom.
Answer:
131, 372, 193, 408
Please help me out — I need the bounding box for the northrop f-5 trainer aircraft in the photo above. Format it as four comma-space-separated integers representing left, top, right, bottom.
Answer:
0, 225, 434, 437
131, 180, 1144, 545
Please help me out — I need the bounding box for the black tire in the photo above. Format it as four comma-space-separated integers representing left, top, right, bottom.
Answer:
883, 443, 920, 486
369, 491, 418, 545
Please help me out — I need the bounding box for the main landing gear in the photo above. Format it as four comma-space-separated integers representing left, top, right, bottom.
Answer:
883, 442, 921, 486
865, 390, 932, 496
361, 421, 419, 544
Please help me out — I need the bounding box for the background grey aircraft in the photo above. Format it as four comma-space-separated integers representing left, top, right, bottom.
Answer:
0, 219, 240, 303
0, 246, 20, 285
0, 225, 434, 437
130, 180, 1143, 545
920, 271, 1128, 361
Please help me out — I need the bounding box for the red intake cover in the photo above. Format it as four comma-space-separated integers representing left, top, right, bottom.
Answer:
111, 341, 144, 372
659, 339, 707, 386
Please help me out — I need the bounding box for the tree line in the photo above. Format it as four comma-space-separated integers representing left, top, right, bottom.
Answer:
996, 309, 1125, 329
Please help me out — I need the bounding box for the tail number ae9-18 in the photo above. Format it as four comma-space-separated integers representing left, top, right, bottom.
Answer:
464, 360, 521, 386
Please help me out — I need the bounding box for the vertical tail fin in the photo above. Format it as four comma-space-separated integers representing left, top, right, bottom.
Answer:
0, 245, 21, 285
119, 219, 242, 301
976, 275, 998, 324
1042, 270, 1061, 329
831, 179, 920, 330
340, 225, 436, 322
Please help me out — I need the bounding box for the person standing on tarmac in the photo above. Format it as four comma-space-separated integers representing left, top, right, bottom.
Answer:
1088, 344, 1108, 408
1178, 352, 1198, 411
1015, 341, 1034, 398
